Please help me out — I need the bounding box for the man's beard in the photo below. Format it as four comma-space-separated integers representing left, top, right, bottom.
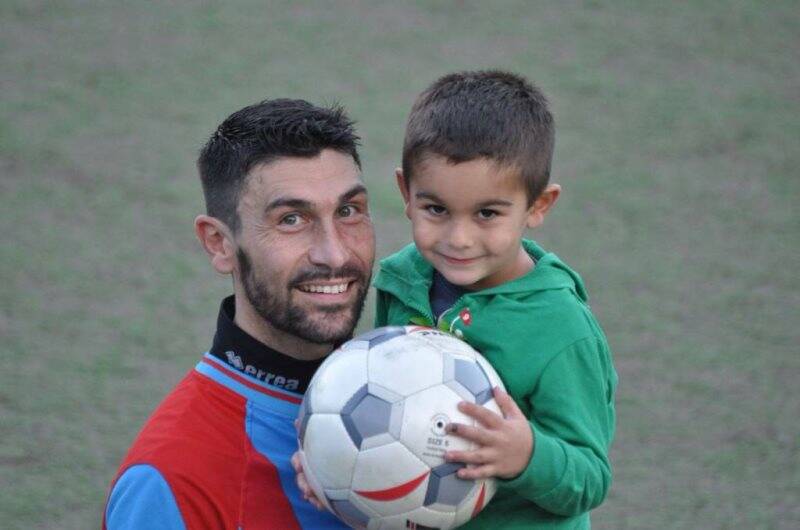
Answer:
237, 247, 370, 346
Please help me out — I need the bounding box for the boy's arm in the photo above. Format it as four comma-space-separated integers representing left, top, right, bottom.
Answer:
501, 336, 615, 516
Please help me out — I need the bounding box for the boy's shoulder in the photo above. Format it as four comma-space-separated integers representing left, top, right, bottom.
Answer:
470, 241, 601, 347
475, 239, 589, 304
376, 243, 432, 285
379, 242, 426, 268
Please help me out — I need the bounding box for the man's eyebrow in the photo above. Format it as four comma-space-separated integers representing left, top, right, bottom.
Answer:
264, 197, 313, 214
263, 184, 367, 214
339, 184, 368, 203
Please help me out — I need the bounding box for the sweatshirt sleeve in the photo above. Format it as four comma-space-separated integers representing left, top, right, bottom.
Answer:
105, 464, 186, 530
374, 288, 391, 328
500, 337, 615, 516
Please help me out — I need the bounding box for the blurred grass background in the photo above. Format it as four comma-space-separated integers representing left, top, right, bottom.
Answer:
1, 1, 798, 528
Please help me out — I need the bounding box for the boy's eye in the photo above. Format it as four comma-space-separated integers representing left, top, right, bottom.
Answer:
425, 205, 447, 216
477, 209, 498, 220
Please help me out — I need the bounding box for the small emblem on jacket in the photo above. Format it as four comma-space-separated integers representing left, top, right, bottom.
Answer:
459, 308, 472, 326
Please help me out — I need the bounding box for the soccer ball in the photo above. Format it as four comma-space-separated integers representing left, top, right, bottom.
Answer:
297, 326, 506, 529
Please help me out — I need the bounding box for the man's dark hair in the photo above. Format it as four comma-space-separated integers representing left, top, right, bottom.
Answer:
402, 70, 555, 204
198, 99, 361, 232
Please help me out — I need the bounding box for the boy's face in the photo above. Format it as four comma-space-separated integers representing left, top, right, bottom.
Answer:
398, 155, 558, 291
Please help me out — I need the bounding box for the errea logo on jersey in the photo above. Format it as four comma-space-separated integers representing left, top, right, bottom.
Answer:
224, 351, 300, 391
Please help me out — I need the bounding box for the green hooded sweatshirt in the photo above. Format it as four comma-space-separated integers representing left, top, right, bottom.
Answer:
374, 240, 617, 529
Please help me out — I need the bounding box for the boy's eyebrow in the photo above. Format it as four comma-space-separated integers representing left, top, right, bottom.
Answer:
415, 191, 444, 202
475, 199, 514, 208
415, 191, 514, 208
264, 184, 368, 214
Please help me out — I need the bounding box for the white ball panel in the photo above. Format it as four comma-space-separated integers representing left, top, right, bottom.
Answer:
303, 414, 358, 489
399, 385, 475, 468
298, 450, 333, 513
367, 335, 444, 396
409, 327, 479, 359
351, 442, 430, 515
309, 347, 369, 413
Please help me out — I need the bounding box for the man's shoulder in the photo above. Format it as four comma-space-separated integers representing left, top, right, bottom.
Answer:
105, 464, 186, 530
120, 369, 247, 474
106, 368, 248, 528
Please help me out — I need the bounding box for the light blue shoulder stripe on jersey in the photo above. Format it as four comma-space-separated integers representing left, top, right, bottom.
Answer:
106, 464, 186, 530
246, 401, 351, 529
196, 356, 300, 417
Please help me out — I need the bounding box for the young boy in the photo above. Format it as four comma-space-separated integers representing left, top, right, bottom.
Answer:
373, 70, 617, 529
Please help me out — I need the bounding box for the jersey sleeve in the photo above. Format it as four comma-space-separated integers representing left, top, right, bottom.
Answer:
105, 464, 186, 530
500, 337, 616, 516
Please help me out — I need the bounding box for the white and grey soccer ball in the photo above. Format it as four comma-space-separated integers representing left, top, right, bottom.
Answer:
298, 326, 505, 530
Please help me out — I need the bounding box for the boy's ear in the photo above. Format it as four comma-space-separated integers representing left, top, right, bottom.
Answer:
194, 215, 237, 274
526, 184, 561, 229
395, 168, 412, 219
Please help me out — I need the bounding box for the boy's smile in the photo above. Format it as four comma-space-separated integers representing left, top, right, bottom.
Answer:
398, 155, 553, 291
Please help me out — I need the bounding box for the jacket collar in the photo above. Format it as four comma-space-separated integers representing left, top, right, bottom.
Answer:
374, 239, 588, 302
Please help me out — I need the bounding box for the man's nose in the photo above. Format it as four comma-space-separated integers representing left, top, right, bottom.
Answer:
308, 221, 349, 270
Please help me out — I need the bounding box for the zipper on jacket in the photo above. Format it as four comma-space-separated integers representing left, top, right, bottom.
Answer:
436, 295, 470, 336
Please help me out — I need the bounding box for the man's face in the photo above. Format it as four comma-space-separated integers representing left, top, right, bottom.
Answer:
234, 149, 375, 346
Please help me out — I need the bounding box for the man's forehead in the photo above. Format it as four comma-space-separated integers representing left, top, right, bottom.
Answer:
244, 152, 364, 204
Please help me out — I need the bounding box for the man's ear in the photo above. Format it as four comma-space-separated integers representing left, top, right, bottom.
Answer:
194, 215, 237, 274
526, 184, 561, 229
395, 168, 412, 219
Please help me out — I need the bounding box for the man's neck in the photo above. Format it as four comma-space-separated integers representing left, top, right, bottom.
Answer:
233, 293, 333, 361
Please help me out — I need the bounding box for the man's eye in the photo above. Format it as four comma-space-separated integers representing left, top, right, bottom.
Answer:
477, 209, 498, 220
338, 205, 357, 217
279, 213, 302, 226
425, 205, 447, 216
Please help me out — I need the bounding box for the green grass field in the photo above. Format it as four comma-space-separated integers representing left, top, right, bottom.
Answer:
2, 1, 798, 528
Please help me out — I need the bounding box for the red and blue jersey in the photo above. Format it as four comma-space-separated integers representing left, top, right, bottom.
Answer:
104, 297, 349, 529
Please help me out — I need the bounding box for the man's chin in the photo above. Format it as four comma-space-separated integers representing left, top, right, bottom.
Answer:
280, 305, 358, 345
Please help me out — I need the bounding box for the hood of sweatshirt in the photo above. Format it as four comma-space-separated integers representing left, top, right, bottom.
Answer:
374, 239, 588, 306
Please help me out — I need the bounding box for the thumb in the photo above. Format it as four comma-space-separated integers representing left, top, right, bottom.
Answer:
493, 387, 524, 419
291, 451, 303, 473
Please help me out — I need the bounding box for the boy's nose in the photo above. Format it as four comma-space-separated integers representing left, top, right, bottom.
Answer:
446, 220, 474, 250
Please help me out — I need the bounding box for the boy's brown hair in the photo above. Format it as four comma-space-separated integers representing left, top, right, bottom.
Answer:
402, 70, 555, 205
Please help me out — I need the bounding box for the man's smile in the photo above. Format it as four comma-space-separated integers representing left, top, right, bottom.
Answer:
296, 281, 352, 294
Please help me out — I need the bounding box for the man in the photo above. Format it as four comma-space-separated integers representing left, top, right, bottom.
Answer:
103, 99, 375, 529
